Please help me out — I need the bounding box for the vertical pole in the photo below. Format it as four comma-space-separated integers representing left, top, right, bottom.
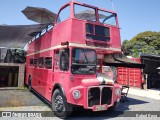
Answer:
111, 0, 115, 11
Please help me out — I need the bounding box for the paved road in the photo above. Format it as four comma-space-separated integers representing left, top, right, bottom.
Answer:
0, 89, 160, 119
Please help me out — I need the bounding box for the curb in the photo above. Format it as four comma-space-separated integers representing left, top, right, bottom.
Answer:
128, 88, 160, 100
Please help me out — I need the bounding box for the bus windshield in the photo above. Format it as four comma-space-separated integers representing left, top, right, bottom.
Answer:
72, 48, 96, 74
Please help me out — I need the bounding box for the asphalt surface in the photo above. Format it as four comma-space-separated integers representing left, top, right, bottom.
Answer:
0, 88, 160, 119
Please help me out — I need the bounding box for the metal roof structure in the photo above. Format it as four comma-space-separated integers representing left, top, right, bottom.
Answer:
0, 23, 51, 48
22, 6, 57, 24
140, 53, 160, 59
104, 53, 146, 68
140, 53, 160, 74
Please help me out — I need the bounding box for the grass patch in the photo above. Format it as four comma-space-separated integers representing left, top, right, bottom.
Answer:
16, 86, 28, 91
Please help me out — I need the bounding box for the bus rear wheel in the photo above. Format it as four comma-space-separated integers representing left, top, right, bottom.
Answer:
52, 89, 73, 118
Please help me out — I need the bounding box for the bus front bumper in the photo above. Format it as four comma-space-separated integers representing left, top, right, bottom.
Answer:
68, 84, 121, 111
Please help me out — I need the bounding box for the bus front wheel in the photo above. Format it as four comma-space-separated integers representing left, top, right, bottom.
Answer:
52, 89, 73, 118
109, 101, 120, 111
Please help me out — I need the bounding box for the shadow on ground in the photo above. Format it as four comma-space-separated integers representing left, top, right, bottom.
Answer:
0, 88, 150, 119
67, 97, 149, 119
116, 96, 149, 111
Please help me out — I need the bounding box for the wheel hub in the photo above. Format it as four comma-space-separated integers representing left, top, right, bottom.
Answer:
55, 95, 64, 112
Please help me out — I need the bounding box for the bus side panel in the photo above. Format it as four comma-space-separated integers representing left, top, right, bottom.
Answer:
41, 49, 54, 101
43, 69, 53, 101
51, 19, 72, 46
110, 27, 121, 49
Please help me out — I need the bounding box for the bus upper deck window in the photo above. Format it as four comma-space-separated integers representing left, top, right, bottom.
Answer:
74, 4, 96, 21
56, 5, 70, 24
98, 10, 116, 26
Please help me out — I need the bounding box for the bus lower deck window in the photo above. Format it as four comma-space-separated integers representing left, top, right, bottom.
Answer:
45, 57, 52, 69
39, 57, 44, 68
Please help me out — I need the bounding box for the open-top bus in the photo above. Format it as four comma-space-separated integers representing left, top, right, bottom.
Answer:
25, 1, 122, 118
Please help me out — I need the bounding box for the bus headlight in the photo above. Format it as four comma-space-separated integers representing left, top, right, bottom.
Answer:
115, 88, 121, 96
72, 90, 81, 99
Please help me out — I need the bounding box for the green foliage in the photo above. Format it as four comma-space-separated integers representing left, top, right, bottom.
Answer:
122, 31, 160, 58
142, 45, 158, 54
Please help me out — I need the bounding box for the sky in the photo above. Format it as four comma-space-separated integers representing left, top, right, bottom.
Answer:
0, 0, 160, 41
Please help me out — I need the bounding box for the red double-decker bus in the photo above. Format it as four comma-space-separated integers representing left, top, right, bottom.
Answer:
25, 1, 122, 118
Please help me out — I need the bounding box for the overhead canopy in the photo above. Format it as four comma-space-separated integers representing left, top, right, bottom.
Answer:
140, 53, 160, 74
22, 6, 57, 24
0, 23, 51, 48
140, 53, 160, 60
104, 53, 146, 68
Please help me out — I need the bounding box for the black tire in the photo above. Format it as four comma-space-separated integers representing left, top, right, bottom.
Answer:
28, 77, 32, 92
52, 89, 73, 118
109, 102, 120, 111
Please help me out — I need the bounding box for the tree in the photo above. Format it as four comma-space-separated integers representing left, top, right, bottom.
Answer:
122, 31, 160, 58
122, 40, 130, 56
142, 45, 158, 54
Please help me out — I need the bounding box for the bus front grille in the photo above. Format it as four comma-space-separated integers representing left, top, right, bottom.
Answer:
101, 87, 112, 105
88, 87, 100, 107
88, 87, 112, 107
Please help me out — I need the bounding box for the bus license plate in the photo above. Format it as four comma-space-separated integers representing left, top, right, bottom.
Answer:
93, 105, 107, 111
